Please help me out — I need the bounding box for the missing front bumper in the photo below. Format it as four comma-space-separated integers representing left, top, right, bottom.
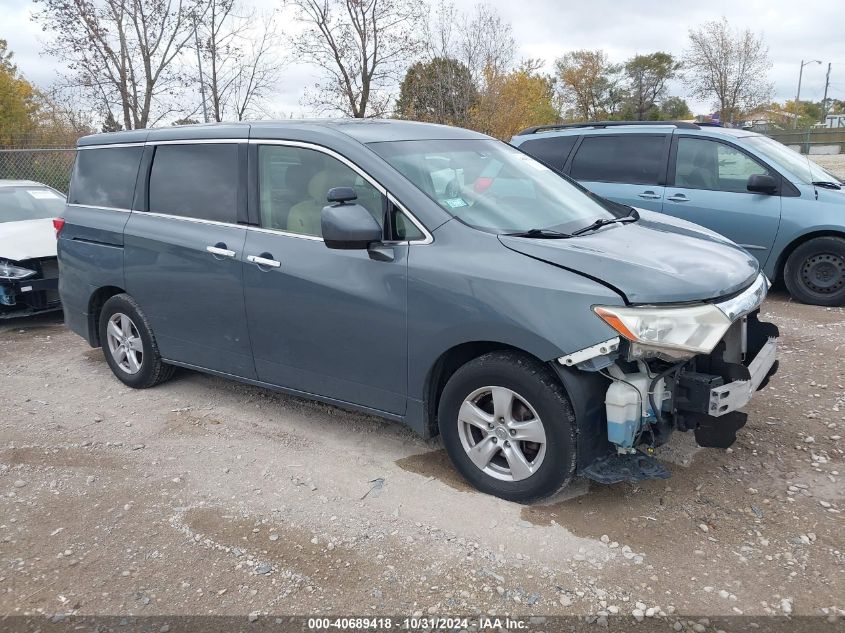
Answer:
707, 336, 778, 417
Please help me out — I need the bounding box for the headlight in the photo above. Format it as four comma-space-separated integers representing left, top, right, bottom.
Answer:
0, 261, 36, 281
593, 303, 731, 356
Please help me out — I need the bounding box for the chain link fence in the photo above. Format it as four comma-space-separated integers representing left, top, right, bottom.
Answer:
0, 148, 76, 194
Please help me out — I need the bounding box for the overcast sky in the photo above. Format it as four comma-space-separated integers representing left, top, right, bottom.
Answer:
2, 0, 842, 121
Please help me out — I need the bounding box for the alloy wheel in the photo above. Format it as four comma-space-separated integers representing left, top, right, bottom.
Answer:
456, 386, 547, 482
106, 312, 144, 375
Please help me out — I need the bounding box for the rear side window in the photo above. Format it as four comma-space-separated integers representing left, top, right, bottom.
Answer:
68, 147, 143, 209
570, 135, 666, 185
148, 144, 238, 223
518, 135, 578, 172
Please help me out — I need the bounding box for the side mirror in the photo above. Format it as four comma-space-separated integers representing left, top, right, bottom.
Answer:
747, 174, 778, 195
321, 203, 382, 249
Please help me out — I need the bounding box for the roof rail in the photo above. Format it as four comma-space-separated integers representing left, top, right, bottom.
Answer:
516, 121, 701, 135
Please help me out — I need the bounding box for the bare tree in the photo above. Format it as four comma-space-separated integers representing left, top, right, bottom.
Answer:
194, 0, 283, 121
457, 3, 515, 88
35, 0, 196, 129
287, 0, 427, 118
683, 17, 772, 124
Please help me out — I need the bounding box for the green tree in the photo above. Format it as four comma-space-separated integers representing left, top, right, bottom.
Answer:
659, 96, 693, 120
624, 52, 681, 120
0, 40, 40, 146
555, 50, 625, 121
395, 57, 477, 126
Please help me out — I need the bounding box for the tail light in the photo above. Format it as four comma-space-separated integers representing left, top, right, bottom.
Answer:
53, 217, 65, 237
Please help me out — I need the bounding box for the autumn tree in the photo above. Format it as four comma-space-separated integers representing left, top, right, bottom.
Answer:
194, 0, 283, 121
288, 0, 426, 118
35, 0, 198, 130
683, 17, 772, 125
470, 63, 558, 140
395, 58, 477, 126
624, 52, 681, 120
0, 40, 40, 146
555, 50, 625, 121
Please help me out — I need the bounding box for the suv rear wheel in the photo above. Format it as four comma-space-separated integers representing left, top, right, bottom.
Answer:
99, 293, 175, 388
784, 236, 845, 306
438, 351, 576, 503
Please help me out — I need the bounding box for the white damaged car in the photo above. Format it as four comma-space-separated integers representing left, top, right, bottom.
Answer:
0, 180, 64, 318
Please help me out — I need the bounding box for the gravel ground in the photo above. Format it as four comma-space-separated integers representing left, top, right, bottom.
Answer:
1, 293, 843, 627
811, 154, 845, 179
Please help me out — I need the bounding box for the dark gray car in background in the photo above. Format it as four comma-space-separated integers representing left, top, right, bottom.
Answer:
57, 120, 779, 502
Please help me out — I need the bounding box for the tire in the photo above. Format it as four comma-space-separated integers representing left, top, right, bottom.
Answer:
437, 351, 576, 503
784, 237, 845, 306
98, 293, 175, 389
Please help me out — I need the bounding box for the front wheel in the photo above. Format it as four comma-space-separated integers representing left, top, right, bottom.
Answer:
784, 237, 845, 306
438, 351, 576, 503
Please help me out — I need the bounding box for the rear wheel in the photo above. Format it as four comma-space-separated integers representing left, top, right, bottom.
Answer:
438, 351, 576, 503
99, 293, 175, 388
784, 237, 845, 306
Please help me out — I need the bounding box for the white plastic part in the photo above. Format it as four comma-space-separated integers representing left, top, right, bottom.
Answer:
605, 364, 665, 453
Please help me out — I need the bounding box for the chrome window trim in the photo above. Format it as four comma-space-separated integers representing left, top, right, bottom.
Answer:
140, 211, 245, 229
76, 142, 145, 150
715, 273, 768, 321
248, 226, 324, 242
66, 202, 132, 213
251, 138, 433, 245
148, 138, 248, 145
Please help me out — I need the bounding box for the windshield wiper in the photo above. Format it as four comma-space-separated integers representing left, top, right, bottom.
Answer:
812, 180, 842, 190
571, 208, 640, 236
504, 228, 572, 239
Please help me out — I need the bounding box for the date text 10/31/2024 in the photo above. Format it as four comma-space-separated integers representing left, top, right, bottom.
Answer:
307, 617, 529, 630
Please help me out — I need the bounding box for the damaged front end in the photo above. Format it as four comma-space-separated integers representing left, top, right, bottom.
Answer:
559, 274, 779, 484
0, 257, 61, 318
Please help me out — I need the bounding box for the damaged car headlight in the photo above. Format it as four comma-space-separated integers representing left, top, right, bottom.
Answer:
0, 261, 37, 281
593, 303, 732, 357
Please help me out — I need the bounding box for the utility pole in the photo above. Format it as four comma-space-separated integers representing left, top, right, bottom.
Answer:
794, 59, 822, 129
193, 13, 209, 124
821, 62, 832, 124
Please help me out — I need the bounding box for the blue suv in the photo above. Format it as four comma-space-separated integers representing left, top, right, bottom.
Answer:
512, 122, 845, 306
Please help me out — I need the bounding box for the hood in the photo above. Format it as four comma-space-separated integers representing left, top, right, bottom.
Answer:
499, 209, 759, 304
0, 218, 57, 261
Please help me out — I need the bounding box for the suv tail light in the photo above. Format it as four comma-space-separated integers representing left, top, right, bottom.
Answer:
53, 217, 65, 237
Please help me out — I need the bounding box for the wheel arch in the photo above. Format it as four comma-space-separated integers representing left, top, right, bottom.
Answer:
773, 229, 845, 282
87, 285, 126, 347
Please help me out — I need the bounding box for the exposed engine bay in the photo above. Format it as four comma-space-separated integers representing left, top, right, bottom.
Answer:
558, 274, 779, 484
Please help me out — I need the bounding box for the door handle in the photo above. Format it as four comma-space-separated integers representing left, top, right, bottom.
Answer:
247, 254, 281, 269
206, 244, 236, 258
638, 190, 661, 200
667, 194, 690, 202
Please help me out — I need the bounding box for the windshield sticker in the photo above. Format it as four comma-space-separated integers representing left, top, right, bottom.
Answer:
444, 197, 468, 208
27, 190, 62, 200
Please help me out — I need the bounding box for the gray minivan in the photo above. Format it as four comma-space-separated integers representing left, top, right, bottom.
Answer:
58, 120, 779, 502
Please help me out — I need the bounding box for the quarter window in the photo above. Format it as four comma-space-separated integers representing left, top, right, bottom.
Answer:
148, 144, 239, 223
258, 145, 389, 239
570, 135, 666, 185
518, 135, 578, 172
68, 147, 143, 209
674, 137, 773, 194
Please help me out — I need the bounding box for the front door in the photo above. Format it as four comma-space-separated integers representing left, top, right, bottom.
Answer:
663, 136, 782, 266
123, 142, 255, 378
242, 143, 417, 415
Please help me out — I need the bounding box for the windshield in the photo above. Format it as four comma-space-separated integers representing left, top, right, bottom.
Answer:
744, 135, 843, 185
0, 186, 65, 223
369, 139, 619, 233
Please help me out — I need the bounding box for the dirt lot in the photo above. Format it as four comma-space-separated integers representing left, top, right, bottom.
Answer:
1, 292, 843, 628
812, 154, 845, 179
